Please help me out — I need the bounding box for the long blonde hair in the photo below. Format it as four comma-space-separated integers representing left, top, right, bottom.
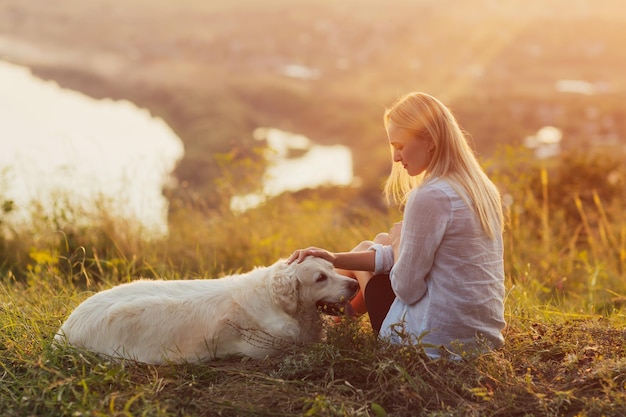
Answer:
383, 92, 503, 239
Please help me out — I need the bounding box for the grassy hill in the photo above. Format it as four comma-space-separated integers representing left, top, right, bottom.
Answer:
2, 1, 626, 415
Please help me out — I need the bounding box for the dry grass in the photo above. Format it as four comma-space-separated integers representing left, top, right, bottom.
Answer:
3, 275, 626, 416
2, 148, 626, 416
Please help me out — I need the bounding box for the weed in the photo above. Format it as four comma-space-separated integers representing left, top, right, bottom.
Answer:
2, 148, 626, 415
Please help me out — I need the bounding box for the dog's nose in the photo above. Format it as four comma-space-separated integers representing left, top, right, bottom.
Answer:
347, 279, 359, 294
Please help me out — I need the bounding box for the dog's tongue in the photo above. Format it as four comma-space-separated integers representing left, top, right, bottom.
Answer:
316, 301, 355, 317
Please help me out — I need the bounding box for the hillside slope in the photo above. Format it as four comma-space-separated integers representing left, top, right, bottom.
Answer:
1, 0, 625, 202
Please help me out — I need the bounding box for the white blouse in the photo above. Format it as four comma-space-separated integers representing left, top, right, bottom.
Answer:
371, 178, 506, 358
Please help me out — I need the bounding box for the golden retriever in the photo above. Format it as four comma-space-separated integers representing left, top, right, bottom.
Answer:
54, 257, 359, 364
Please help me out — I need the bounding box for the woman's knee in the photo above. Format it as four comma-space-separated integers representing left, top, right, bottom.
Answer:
374, 232, 392, 245
352, 240, 374, 252
352, 233, 391, 252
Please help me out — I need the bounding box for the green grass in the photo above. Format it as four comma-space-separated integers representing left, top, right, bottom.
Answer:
3, 278, 626, 416
2, 147, 626, 416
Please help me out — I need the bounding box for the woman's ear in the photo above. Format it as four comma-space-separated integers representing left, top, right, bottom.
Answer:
427, 139, 435, 154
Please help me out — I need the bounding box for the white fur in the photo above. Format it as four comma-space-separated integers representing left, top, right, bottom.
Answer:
54, 257, 358, 364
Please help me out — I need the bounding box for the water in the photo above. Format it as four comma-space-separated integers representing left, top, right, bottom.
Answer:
523, 126, 563, 159
0, 61, 184, 236
231, 127, 353, 212
0, 61, 354, 233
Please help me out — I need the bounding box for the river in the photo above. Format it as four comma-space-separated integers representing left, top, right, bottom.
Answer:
0, 60, 184, 236
0, 61, 354, 235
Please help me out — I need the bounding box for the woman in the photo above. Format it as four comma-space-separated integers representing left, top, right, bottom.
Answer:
288, 92, 506, 358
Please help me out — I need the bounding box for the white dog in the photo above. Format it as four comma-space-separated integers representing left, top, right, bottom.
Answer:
54, 257, 359, 364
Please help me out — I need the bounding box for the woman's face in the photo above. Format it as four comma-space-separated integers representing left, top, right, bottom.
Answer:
387, 123, 433, 177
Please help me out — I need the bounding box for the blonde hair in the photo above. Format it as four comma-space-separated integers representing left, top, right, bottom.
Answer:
383, 92, 503, 239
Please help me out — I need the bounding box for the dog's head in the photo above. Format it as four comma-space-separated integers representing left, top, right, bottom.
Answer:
270, 257, 359, 316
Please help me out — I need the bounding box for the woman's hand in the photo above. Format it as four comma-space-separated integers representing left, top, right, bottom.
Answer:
287, 247, 336, 265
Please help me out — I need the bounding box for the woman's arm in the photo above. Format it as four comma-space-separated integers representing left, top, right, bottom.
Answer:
287, 247, 376, 272
391, 186, 450, 304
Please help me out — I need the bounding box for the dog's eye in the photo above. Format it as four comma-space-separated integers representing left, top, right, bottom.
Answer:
316, 273, 328, 283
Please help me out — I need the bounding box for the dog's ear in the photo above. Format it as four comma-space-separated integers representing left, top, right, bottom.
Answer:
270, 264, 299, 316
